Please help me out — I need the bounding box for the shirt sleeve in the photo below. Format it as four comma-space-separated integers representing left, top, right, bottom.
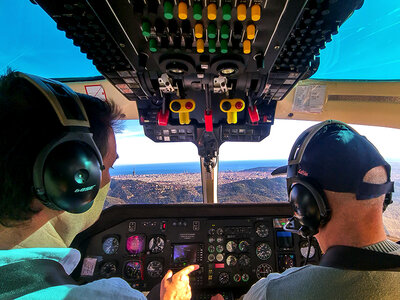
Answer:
64, 278, 147, 300
243, 277, 269, 300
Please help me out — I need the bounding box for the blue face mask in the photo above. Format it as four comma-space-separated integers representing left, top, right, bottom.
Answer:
14, 182, 110, 248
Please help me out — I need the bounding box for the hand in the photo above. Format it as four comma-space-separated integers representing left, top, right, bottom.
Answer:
211, 294, 225, 300
160, 265, 199, 300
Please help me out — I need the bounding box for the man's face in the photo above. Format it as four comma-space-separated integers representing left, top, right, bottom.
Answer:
100, 129, 118, 188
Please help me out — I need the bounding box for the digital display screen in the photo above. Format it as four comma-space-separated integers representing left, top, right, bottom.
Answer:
276, 231, 293, 249
173, 244, 198, 265
126, 235, 145, 254
273, 218, 290, 228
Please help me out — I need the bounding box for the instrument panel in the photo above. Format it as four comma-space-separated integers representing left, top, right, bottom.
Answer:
72, 204, 320, 297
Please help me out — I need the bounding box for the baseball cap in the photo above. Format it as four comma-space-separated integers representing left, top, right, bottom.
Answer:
272, 120, 394, 200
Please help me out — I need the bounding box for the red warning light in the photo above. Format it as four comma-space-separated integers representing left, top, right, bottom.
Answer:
235, 101, 243, 109
215, 263, 225, 269
185, 101, 193, 109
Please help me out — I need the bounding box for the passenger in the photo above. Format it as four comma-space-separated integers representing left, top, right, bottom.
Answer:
0, 71, 197, 299
242, 120, 400, 299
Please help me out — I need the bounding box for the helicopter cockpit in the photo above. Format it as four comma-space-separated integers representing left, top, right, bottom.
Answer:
2, 0, 400, 299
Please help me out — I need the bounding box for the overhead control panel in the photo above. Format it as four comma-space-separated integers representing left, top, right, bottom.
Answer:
71, 204, 321, 297
34, 0, 364, 154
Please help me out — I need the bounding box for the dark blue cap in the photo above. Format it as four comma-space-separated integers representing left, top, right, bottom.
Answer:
272, 120, 394, 200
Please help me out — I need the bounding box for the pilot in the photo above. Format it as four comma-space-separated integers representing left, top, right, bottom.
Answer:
243, 120, 400, 299
0, 71, 197, 299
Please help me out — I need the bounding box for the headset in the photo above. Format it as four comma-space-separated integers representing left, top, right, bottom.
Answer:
283, 120, 394, 238
17, 72, 104, 213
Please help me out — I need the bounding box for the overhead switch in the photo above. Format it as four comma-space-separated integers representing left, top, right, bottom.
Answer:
193, 3, 202, 20
142, 20, 151, 37
221, 24, 230, 39
197, 39, 205, 53
195, 23, 203, 38
170, 99, 196, 125
222, 4, 232, 21
220, 99, 245, 124
247, 24, 255, 40
243, 39, 251, 54
208, 3, 217, 20
251, 4, 261, 21
149, 38, 158, 52
237, 4, 246, 21
220, 39, 228, 54
164, 1, 174, 19
178, 2, 188, 20
209, 39, 216, 53
208, 23, 217, 39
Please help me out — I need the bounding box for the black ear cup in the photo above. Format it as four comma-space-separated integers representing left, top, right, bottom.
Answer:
42, 141, 101, 213
289, 181, 330, 237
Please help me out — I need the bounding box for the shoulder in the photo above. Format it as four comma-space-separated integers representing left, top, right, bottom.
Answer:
17, 278, 147, 300
243, 266, 313, 300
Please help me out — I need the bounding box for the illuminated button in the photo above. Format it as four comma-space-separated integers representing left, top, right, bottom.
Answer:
195, 23, 203, 38
185, 101, 193, 109
216, 254, 224, 262
208, 23, 217, 39
178, 2, 188, 20
149, 38, 158, 52
222, 3, 232, 21
247, 24, 256, 40
197, 39, 205, 53
235, 101, 243, 109
237, 4, 246, 21
243, 39, 251, 54
251, 4, 261, 21
221, 23, 230, 39
142, 20, 151, 37
208, 39, 216, 53
164, 1, 174, 20
220, 39, 228, 54
208, 3, 217, 20
193, 3, 202, 20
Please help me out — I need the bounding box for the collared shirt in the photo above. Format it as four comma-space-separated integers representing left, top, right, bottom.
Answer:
0, 248, 146, 300
243, 240, 400, 300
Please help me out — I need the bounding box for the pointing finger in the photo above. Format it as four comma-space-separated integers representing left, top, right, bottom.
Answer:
177, 264, 199, 277
163, 270, 173, 281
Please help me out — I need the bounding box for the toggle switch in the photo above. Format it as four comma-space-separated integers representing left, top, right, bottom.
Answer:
208, 3, 217, 20
248, 105, 260, 123
251, 4, 261, 21
157, 109, 170, 126
197, 39, 204, 53
205, 110, 213, 132
195, 23, 203, 38
247, 24, 255, 40
170, 99, 196, 125
237, 4, 246, 21
220, 99, 245, 124
243, 39, 251, 54
178, 1, 188, 20
193, 2, 202, 20
164, 1, 174, 19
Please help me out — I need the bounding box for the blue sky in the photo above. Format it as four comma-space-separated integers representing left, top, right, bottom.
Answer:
1, 1, 400, 79
115, 120, 400, 165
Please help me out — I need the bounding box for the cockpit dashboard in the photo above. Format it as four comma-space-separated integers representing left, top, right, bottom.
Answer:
71, 203, 320, 298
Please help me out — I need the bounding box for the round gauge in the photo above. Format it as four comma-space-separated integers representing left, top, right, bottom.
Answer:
216, 237, 224, 244
126, 235, 145, 254
233, 274, 241, 282
149, 236, 165, 254
208, 228, 216, 235
218, 272, 230, 285
238, 240, 249, 252
300, 242, 316, 259
147, 260, 163, 278
256, 224, 269, 238
208, 237, 215, 243
216, 228, 224, 235
216, 253, 224, 262
226, 241, 237, 253
226, 255, 237, 267
125, 261, 141, 280
100, 261, 117, 277
216, 245, 224, 253
208, 254, 215, 262
242, 273, 250, 282
256, 263, 273, 279
238, 254, 251, 267
208, 245, 216, 253
103, 236, 119, 255
256, 243, 272, 260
